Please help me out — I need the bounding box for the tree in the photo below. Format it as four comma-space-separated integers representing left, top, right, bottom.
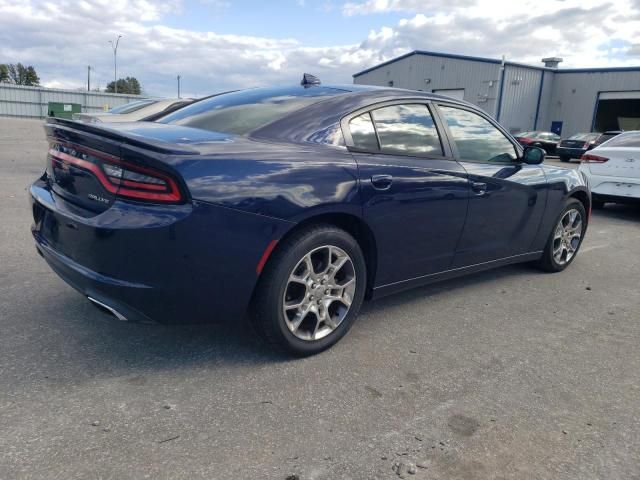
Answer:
1, 63, 40, 86
105, 76, 141, 95
0, 64, 8, 83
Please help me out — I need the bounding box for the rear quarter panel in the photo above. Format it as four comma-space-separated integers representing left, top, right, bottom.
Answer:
531, 165, 590, 250
170, 140, 361, 223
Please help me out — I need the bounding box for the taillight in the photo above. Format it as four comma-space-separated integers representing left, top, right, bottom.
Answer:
48, 143, 183, 203
581, 153, 609, 163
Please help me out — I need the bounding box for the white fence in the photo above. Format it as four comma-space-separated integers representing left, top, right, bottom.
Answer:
0, 83, 145, 118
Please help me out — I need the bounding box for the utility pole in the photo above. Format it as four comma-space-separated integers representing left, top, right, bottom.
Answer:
108, 35, 122, 94
87, 65, 91, 91
177, 75, 181, 98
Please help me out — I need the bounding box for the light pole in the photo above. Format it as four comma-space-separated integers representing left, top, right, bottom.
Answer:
177, 75, 181, 98
108, 35, 122, 94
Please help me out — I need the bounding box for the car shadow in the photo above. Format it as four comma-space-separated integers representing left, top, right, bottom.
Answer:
35, 262, 539, 380
592, 203, 640, 222
359, 263, 534, 315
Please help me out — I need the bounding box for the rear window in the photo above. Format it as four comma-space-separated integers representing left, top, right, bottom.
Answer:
109, 99, 156, 114
596, 133, 619, 144
604, 132, 640, 148
159, 87, 343, 135
569, 133, 599, 141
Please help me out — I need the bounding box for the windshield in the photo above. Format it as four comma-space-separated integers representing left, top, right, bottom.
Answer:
158, 86, 346, 135
108, 99, 156, 114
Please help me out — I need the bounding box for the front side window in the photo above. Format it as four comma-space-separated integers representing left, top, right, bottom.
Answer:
371, 104, 443, 155
439, 106, 517, 163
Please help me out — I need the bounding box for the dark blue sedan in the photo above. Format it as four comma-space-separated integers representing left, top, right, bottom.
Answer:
30, 80, 590, 355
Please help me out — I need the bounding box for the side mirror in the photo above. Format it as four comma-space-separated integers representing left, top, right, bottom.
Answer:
522, 146, 545, 165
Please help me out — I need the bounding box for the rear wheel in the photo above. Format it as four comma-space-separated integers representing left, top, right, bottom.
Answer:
535, 199, 587, 272
252, 225, 366, 356
559, 155, 571, 163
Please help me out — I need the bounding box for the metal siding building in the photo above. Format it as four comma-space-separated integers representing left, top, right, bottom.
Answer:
353, 51, 640, 137
0, 83, 144, 118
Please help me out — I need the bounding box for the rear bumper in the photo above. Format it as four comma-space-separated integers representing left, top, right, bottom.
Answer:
556, 147, 586, 158
578, 166, 640, 201
30, 178, 292, 324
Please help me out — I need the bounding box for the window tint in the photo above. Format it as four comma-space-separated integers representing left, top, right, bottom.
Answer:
371, 104, 443, 155
439, 106, 517, 163
349, 113, 378, 150
159, 86, 343, 135
605, 132, 640, 148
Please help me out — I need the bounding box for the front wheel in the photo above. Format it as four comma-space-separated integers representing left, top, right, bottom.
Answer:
535, 199, 587, 272
252, 225, 366, 356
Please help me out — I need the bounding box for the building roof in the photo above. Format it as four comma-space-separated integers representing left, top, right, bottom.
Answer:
352, 50, 640, 78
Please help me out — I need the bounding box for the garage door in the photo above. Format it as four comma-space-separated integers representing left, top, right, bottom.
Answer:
594, 91, 640, 131
433, 89, 465, 101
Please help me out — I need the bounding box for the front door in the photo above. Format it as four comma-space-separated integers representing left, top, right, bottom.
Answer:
434, 104, 548, 268
343, 102, 469, 287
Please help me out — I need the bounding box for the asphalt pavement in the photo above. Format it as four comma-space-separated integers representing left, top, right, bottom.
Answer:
1, 118, 639, 479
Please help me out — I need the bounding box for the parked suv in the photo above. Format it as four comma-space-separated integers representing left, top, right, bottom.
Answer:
557, 131, 622, 162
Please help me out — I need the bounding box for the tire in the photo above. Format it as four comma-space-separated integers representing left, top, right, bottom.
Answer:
535, 199, 587, 272
252, 224, 366, 356
559, 156, 570, 163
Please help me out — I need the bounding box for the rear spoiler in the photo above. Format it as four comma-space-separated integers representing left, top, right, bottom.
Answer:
45, 117, 200, 156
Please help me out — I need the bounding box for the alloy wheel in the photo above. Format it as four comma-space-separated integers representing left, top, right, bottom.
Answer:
282, 245, 356, 341
552, 208, 583, 265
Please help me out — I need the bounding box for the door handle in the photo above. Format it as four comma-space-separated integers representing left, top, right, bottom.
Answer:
371, 174, 393, 190
471, 181, 487, 195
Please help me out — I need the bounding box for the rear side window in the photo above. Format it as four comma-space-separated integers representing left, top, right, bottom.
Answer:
349, 113, 378, 150
603, 133, 640, 148
439, 106, 517, 163
371, 104, 443, 155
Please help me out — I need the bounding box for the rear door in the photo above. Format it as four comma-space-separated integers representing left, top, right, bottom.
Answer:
588, 132, 640, 179
433, 103, 548, 267
343, 101, 469, 286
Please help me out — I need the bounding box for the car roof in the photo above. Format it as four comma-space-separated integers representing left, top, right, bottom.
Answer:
247, 84, 477, 143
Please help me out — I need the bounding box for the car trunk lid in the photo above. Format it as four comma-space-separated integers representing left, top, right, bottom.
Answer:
43, 118, 236, 214
586, 147, 640, 179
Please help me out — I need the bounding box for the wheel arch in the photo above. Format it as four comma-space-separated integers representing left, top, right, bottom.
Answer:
568, 188, 591, 215
256, 212, 378, 298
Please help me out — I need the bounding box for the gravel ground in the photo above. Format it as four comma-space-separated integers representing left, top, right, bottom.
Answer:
1, 117, 639, 480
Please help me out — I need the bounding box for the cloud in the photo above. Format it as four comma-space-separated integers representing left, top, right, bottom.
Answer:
343, 0, 471, 16
0, 0, 639, 97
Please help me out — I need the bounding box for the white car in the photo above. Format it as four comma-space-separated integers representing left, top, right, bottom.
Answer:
578, 131, 640, 208
72, 98, 192, 123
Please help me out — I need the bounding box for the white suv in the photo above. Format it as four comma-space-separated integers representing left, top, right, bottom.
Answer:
578, 131, 640, 208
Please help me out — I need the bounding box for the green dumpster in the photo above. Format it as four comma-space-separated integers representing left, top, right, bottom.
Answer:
47, 102, 81, 119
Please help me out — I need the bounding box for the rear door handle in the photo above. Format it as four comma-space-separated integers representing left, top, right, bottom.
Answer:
371, 174, 393, 190
471, 181, 487, 195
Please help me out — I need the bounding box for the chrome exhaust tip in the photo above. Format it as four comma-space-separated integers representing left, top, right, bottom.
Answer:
87, 296, 128, 321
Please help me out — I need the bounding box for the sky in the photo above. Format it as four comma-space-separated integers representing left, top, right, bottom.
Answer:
1, 0, 639, 97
